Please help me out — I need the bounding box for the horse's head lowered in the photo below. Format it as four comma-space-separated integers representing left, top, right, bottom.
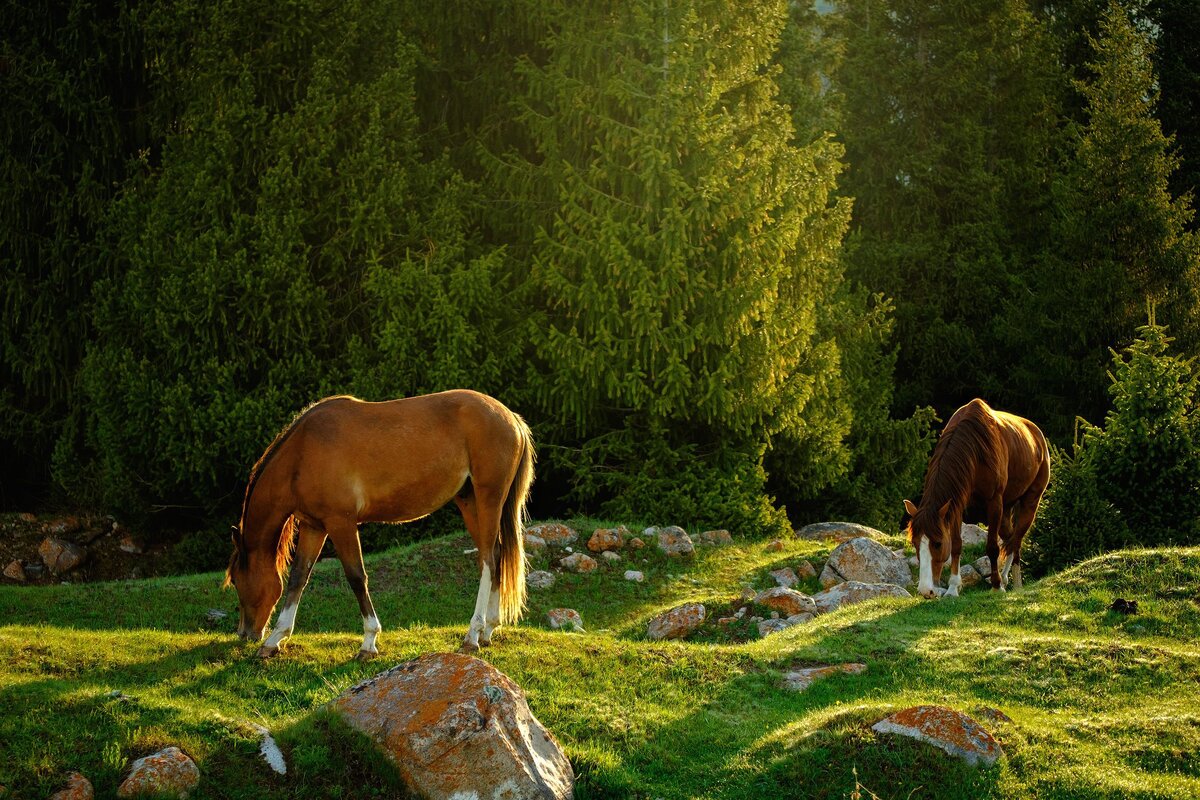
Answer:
223, 524, 284, 642
904, 498, 952, 599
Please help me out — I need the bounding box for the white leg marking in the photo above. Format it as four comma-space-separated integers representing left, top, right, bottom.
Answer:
1000, 553, 1015, 586
917, 539, 937, 599
464, 564, 491, 648
361, 615, 382, 654
946, 570, 962, 597
482, 587, 501, 644
263, 602, 298, 649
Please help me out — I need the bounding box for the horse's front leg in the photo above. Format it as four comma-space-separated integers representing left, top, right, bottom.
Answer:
330, 521, 381, 661
258, 524, 326, 658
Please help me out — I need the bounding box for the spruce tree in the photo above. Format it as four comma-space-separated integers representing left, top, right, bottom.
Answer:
492, 0, 853, 533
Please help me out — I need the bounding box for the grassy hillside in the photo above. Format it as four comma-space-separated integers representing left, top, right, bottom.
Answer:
2, 523, 1199, 799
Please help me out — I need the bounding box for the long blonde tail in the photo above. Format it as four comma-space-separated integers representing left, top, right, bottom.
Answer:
497, 415, 535, 625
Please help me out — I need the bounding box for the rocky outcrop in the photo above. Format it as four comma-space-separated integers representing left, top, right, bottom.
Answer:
795, 521, 885, 544
117, 747, 200, 798
647, 603, 706, 641
872, 706, 1003, 767
333, 653, 574, 799
819, 537, 912, 589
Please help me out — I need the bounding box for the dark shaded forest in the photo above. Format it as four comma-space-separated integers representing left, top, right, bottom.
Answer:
2, 0, 1197, 562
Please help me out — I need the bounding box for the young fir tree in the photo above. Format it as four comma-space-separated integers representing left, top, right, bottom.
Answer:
492, 0, 853, 533
1018, 2, 1200, 432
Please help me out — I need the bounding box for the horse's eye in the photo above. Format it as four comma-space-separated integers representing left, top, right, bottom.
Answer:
929, 539, 942, 549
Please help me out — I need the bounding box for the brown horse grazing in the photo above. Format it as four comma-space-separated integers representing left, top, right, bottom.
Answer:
223, 390, 534, 659
904, 398, 1049, 599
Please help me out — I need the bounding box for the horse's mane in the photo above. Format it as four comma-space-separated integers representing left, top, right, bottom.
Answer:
225, 396, 353, 585
911, 404, 1000, 536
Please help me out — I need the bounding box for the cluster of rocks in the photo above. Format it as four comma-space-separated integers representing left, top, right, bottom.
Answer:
48, 746, 201, 799
524, 522, 734, 634
2, 512, 138, 584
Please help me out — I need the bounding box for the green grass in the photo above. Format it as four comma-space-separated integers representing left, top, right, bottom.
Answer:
2, 522, 1199, 799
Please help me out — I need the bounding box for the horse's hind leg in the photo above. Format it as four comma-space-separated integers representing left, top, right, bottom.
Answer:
259, 521, 327, 658
328, 520, 381, 661
455, 485, 505, 652
1007, 494, 1042, 591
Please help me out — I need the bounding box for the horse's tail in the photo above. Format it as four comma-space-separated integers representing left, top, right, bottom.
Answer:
497, 414, 535, 626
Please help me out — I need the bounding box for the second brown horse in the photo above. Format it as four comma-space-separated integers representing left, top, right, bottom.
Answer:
904, 398, 1049, 598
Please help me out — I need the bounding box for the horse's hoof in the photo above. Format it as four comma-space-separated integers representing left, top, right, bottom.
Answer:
478, 638, 492, 648
256, 645, 279, 660
354, 650, 377, 662
458, 642, 480, 655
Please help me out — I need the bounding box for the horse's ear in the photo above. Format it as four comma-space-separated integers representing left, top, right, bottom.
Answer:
939, 499, 953, 522
230, 524, 239, 542
903, 499, 918, 517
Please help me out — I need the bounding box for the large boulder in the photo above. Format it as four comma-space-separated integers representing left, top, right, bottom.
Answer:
812, 581, 911, 614
646, 603, 706, 641
795, 521, 885, 544
872, 705, 1003, 767
333, 653, 574, 800
117, 747, 199, 798
819, 537, 911, 589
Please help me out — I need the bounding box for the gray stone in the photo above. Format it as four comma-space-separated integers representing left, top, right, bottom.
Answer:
819, 537, 911, 588
655, 526, 695, 557
526, 570, 556, 590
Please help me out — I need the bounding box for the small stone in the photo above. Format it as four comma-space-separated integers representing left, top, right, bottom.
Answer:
523, 534, 547, 552
3, 560, 26, 582
45, 516, 80, 536
766, 539, 785, 552
750, 615, 764, 623
958, 564, 982, 588
623, 570, 644, 582
38, 537, 86, 576
976, 706, 1013, 725
696, 529, 733, 546
795, 561, 817, 580
647, 602, 706, 641
526, 570, 556, 590
600, 551, 621, 563
587, 526, 628, 552
770, 611, 780, 619
525, 522, 578, 546
558, 553, 597, 573
119, 535, 144, 555
18, 512, 37, 523
204, 609, 228, 622
753, 586, 817, 617
770, 567, 799, 588
781, 663, 867, 692
546, 608, 584, 631
49, 771, 93, 800
735, 608, 746, 619
628, 537, 645, 549
872, 706, 1003, 767
973, 556, 994, 579
656, 526, 695, 557
117, 747, 200, 798
961, 523, 989, 547
757, 618, 792, 637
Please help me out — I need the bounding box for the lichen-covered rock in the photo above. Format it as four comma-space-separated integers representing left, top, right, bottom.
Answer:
600, 551, 621, 563
958, 563, 982, 588
558, 553, 597, 573
769, 567, 799, 588
655, 527, 695, 557
795, 521, 885, 544
3, 560, 26, 582
757, 618, 791, 637
627, 537, 645, 550
546, 608, 584, 631
795, 561, 817, 580
333, 653, 574, 799
696, 529, 732, 546
754, 586, 817, 617
587, 526, 628, 552
117, 747, 199, 798
38, 537, 86, 576
973, 556, 994, 579
812, 581, 911, 614
765, 539, 785, 552
781, 663, 867, 692
623, 570, 644, 583
526, 523, 578, 546
526, 570, 556, 590
523, 534, 547, 553
872, 705, 1003, 767
49, 772, 93, 800
819, 537, 911, 589
646, 602, 706, 641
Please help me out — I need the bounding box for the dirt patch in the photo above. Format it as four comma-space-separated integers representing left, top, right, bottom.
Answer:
0, 512, 174, 585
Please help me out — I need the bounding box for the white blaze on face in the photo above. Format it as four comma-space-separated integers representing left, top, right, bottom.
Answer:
917, 537, 936, 598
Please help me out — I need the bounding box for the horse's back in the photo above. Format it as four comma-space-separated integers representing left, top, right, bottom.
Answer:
953, 398, 1047, 500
